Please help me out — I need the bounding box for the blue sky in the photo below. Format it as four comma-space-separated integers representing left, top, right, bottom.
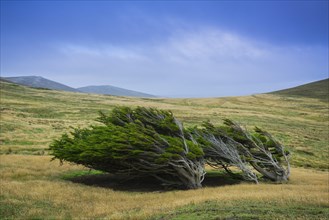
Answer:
1, 1, 328, 97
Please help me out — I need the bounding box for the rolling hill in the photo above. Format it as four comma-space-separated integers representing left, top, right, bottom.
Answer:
2, 76, 79, 92
77, 85, 156, 98
0, 79, 327, 169
2, 75, 156, 97
0, 80, 328, 219
270, 78, 329, 101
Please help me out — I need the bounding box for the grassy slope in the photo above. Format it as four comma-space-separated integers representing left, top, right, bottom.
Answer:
0, 81, 328, 219
270, 78, 329, 101
1, 81, 328, 168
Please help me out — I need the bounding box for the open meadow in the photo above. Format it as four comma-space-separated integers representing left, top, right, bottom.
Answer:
1, 81, 328, 219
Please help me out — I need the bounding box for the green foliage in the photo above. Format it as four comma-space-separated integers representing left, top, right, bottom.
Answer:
50, 106, 291, 187
50, 106, 205, 189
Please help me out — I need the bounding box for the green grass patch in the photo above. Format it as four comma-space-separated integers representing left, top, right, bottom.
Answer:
0, 195, 70, 220
153, 200, 329, 220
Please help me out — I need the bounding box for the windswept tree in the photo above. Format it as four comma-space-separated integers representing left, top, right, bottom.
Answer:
50, 106, 290, 189
192, 119, 290, 183
50, 106, 205, 189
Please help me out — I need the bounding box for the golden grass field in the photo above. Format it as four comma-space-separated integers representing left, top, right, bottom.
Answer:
1, 155, 328, 219
1, 81, 328, 219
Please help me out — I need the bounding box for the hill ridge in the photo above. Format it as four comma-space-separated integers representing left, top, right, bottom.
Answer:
270, 78, 328, 101
2, 75, 156, 98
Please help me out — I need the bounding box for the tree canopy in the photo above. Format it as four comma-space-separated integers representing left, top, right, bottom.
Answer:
50, 106, 205, 189
50, 106, 290, 189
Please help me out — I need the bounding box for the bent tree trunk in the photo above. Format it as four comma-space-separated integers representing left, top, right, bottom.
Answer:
223, 119, 291, 182
172, 160, 205, 189
194, 120, 290, 183
153, 159, 205, 189
195, 130, 258, 183
250, 162, 288, 182
167, 118, 205, 189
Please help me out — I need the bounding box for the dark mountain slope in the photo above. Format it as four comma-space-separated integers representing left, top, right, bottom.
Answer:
3, 76, 79, 92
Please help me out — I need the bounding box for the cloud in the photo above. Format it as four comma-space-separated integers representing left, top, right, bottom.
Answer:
157, 28, 268, 63
3, 26, 327, 97
59, 44, 148, 61
59, 27, 268, 63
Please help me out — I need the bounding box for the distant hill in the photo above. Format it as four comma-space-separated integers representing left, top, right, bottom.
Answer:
2, 75, 156, 98
77, 85, 156, 98
3, 76, 79, 92
270, 78, 329, 101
